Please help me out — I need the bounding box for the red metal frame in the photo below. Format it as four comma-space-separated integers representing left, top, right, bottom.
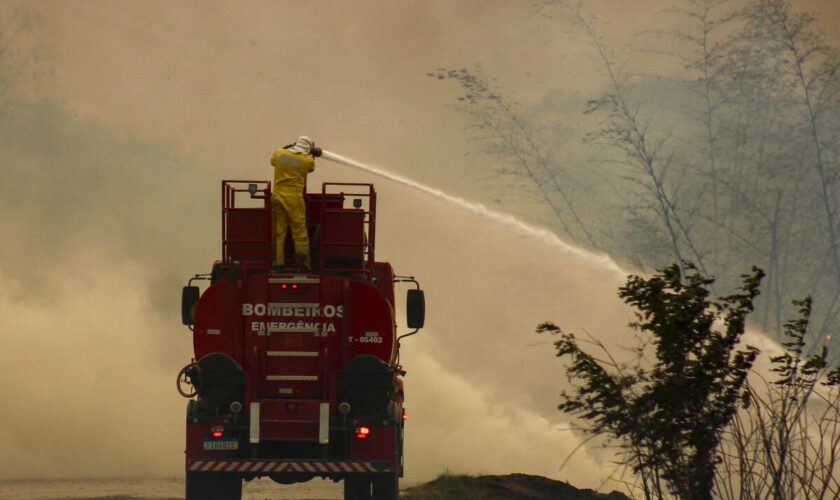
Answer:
319, 182, 376, 276
220, 180, 377, 277
221, 180, 272, 269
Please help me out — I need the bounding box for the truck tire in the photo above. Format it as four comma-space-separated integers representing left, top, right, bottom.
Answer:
186, 471, 242, 500
344, 475, 372, 500
372, 472, 398, 500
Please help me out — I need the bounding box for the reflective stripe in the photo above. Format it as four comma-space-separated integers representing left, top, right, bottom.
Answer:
250, 402, 260, 444
267, 375, 318, 381
274, 326, 320, 333
267, 351, 319, 357
268, 277, 320, 284
187, 460, 389, 474
268, 302, 320, 308
319, 403, 330, 444
279, 155, 302, 168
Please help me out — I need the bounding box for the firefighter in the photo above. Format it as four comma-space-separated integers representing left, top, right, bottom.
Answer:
271, 135, 319, 270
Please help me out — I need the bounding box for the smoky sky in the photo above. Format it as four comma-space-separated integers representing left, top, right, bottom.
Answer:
1, 0, 838, 489
0, 98, 635, 483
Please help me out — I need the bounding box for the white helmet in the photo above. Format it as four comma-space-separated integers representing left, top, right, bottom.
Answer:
288, 135, 313, 155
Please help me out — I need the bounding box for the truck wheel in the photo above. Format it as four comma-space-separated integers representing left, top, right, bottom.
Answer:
372, 472, 399, 500
186, 472, 242, 500
344, 475, 372, 500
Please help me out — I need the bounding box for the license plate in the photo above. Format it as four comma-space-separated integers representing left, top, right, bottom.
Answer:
203, 439, 239, 450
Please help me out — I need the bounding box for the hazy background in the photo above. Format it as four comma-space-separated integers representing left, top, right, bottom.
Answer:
1, 0, 838, 493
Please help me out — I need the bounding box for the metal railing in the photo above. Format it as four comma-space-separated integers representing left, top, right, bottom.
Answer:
221, 180, 272, 269
318, 182, 376, 276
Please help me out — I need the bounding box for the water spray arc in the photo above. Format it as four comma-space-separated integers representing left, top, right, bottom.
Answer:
320, 149, 623, 275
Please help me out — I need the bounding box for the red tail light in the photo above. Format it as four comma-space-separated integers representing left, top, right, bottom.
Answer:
355, 426, 371, 439
211, 425, 224, 438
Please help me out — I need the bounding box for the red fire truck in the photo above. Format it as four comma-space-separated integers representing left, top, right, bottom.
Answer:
178, 180, 425, 500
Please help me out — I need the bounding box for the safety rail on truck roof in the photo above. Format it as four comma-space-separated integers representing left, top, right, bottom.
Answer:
318, 182, 376, 277
219, 180, 377, 278
221, 180, 273, 270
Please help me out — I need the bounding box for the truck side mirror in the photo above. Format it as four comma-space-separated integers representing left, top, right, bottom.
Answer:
181, 286, 200, 326
406, 289, 425, 329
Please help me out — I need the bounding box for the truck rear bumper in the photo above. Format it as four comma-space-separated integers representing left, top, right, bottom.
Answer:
187, 459, 392, 474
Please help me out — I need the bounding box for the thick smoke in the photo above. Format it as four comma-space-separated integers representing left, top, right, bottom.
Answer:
0, 102, 210, 479
0, 249, 186, 478
404, 343, 604, 483
5, 0, 836, 492
0, 100, 635, 487
331, 162, 637, 486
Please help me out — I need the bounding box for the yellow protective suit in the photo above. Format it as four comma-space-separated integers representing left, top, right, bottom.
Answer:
271, 148, 315, 269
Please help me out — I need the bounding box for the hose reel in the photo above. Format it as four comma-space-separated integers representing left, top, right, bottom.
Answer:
177, 360, 201, 398
176, 354, 245, 406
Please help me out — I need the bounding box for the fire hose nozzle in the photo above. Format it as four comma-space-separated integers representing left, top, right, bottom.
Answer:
312, 146, 323, 158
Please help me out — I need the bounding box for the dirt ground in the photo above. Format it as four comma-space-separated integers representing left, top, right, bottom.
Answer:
0, 475, 629, 500
401, 474, 630, 500
0, 477, 347, 499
